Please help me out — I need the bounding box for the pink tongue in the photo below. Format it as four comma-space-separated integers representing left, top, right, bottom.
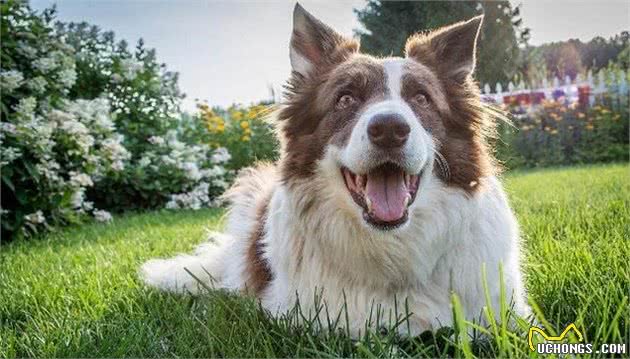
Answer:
366, 169, 408, 222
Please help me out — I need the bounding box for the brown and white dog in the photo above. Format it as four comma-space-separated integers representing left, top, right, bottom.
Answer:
141, 4, 530, 336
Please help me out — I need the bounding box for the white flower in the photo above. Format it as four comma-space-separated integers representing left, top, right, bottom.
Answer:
24, 210, 45, 224
165, 182, 211, 210
71, 188, 86, 209
119, 58, 143, 80
111, 160, 125, 171
93, 209, 113, 222
212, 178, 229, 189
211, 147, 231, 164
0, 70, 24, 93
160, 154, 176, 166
202, 165, 226, 178
14, 97, 37, 119
27, 76, 48, 93
59, 118, 89, 135
0, 122, 17, 135
83, 201, 94, 211
58, 68, 77, 88
181, 162, 202, 181
36, 161, 61, 183
16, 41, 38, 58
165, 200, 179, 209
33, 56, 57, 72
93, 112, 115, 132
0, 147, 22, 166
138, 156, 151, 167
69, 171, 94, 187
148, 136, 165, 145
101, 137, 130, 164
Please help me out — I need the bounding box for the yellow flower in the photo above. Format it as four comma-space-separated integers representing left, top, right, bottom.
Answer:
240, 120, 249, 129
585, 124, 594, 131
613, 114, 621, 121
231, 110, 243, 121
577, 112, 585, 119
242, 135, 251, 142
601, 109, 611, 115
550, 129, 558, 135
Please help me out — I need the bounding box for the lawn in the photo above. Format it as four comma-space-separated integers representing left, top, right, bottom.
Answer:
1, 164, 628, 358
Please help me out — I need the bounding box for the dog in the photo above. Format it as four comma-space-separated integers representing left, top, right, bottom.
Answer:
141, 3, 531, 337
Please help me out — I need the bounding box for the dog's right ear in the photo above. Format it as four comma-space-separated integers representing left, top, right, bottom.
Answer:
290, 3, 358, 78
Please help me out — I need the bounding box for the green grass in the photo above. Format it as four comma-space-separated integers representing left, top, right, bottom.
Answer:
1, 164, 629, 357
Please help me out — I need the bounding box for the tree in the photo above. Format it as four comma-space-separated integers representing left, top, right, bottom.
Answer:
354, 0, 529, 87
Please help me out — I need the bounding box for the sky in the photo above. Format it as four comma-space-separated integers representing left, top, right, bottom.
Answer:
31, 0, 630, 111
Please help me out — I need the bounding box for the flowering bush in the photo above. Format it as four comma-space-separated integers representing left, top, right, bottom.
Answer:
1, 2, 233, 240
91, 128, 233, 210
196, 103, 279, 170
495, 97, 629, 168
53, 16, 234, 213
1, 2, 128, 237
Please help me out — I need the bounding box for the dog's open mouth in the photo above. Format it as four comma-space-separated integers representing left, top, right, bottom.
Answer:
341, 163, 421, 230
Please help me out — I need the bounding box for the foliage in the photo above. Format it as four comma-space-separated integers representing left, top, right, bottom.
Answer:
0, 1, 128, 238
0, 2, 232, 240
354, 0, 530, 87
195, 102, 279, 171
53, 19, 232, 211
1, 164, 628, 357
495, 97, 629, 168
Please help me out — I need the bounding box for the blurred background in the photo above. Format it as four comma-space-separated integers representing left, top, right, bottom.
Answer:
1, 0, 629, 240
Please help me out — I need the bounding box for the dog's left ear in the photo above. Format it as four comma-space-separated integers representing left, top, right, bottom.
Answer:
405, 15, 483, 83
290, 3, 358, 78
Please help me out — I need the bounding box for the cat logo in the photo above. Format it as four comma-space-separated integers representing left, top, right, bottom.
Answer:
528, 323, 584, 352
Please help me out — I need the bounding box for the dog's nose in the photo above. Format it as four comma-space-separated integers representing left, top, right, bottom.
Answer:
367, 113, 410, 149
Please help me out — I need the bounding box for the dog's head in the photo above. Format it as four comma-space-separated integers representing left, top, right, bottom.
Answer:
279, 4, 494, 231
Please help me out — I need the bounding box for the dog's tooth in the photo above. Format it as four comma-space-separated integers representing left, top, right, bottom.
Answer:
366, 196, 372, 213
404, 194, 410, 208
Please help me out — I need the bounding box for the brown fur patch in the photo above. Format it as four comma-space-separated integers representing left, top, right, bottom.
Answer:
223, 163, 277, 297
244, 192, 273, 296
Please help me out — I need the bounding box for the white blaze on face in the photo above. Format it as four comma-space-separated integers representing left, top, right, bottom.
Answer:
339, 58, 434, 176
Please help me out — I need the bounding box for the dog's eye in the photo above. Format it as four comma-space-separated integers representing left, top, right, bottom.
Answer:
414, 92, 430, 107
336, 94, 356, 110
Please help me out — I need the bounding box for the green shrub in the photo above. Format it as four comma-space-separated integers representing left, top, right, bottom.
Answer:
0, 2, 233, 240
195, 103, 279, 170
0, 1, 129, 238
56, 8, 234, 212
496, 97, 629, 168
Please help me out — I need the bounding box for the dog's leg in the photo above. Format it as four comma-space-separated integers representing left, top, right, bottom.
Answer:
140, 232, 230, 294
